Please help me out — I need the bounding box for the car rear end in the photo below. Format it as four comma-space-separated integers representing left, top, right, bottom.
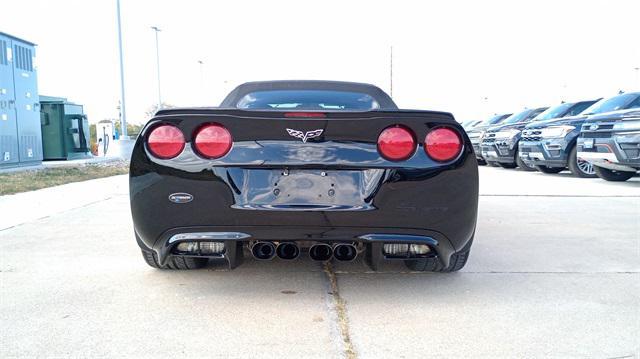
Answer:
130, 108, 478, 272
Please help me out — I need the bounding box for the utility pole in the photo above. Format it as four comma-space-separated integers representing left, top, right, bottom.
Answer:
116, 0, 128, 138
151, 26, 162, 109
390, 46, 394, 98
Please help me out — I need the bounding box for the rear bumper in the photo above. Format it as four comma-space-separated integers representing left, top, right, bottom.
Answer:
130, 144, 478, 270
138, 225, 458, 270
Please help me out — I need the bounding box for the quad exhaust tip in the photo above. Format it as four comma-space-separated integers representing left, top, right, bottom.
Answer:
333, 243, 357, 262
276, 242, 300, 260
309, 243, 333, 261
251, 241, 276, 260
252, 241, 358, 262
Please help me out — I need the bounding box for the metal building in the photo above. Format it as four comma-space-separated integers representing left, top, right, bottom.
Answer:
0, 32, 42, 169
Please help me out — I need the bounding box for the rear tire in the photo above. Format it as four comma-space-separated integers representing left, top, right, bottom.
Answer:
516, 153, 536, 171
404, 240, 472, 272
141, 250, 208, 269
568, 145, 597, 178
594, 166, 635, 182
535, 165, 564, 174
499, 162, 517, 169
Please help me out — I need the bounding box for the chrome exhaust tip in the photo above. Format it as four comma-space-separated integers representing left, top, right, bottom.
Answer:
276, 242, 300, 260
333, 243, 357, 262
251, 241, 276, 260
309, 243, 333, 261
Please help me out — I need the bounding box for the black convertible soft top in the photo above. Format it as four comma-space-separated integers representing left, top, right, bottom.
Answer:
220, 80, 398, 110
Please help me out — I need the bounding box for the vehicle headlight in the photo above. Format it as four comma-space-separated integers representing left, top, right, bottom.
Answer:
613, 120, 640, 131
494, 129, 520, 140
540, 125, 575, 138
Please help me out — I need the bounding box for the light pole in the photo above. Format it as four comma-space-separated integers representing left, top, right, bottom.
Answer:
482, 96, 489, 117
635, 67, 639, 89
116, 0, 128, 138
389, 46, 394, 98
198, 60, 204, 105
151, 26, 162, 110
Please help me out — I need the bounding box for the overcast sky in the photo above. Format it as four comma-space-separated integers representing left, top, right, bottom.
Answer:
3, 0, 640, 124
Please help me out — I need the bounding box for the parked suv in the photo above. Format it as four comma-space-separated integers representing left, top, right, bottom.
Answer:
518, 99, 601, 177
467, 113, 512, 165
480, 107, 548, 169
577, 92, 640, 181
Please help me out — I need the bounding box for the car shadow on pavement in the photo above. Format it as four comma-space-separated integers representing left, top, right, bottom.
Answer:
138, 254, 461, 301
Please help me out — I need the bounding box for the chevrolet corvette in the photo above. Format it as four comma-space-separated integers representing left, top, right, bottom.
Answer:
130, 80, 478, 272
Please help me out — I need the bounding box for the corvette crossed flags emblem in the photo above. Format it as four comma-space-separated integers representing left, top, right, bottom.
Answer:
286, 128, 324, 143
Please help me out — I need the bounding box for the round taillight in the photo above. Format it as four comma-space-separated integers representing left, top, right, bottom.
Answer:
425, 127, 462, 162
193, 124, 232, 159
377, 126, 416, 161
147, 125, 185, 159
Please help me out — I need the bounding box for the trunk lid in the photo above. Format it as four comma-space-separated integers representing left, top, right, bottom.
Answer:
147, 109, 461, 170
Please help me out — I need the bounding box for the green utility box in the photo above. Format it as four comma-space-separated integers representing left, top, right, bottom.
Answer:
39, 96, 91, 160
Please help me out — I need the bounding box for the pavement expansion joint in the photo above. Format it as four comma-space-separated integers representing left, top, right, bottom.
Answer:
323, 262, 357, 359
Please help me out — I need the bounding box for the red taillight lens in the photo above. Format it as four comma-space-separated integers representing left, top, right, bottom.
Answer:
147, 125, 185, 159
425, 127, 462, 162
377, 126, 416, 161
193, 124, 232, 159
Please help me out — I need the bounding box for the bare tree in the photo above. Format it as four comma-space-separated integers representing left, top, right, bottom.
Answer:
145, 102, 175, 119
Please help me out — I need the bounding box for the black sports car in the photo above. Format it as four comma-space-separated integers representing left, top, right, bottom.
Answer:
130, 80, 478, 272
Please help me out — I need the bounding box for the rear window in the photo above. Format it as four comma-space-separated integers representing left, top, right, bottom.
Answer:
235, 90, 381, 110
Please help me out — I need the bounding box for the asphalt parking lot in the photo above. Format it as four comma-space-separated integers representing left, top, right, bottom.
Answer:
1, 167, 638, 358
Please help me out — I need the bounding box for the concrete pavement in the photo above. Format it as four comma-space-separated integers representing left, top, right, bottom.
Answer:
0, 175, 128, 231
1, 167, 638, 358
